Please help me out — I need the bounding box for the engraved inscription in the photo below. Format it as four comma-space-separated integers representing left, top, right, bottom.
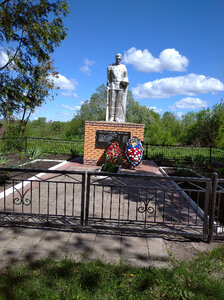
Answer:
96, 130, 130, 148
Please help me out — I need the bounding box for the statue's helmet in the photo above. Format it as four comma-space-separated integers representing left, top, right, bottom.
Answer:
116, 53, 122, 59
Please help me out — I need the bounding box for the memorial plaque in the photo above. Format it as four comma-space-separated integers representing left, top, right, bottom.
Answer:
96, 130, 131, 149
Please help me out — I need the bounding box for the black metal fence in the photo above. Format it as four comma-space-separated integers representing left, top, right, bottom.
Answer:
0, 167, 223, 242
0, 167, 86, 227
1, 136, 224, 163
143, 143, 224, 163
85, 171, 211, 239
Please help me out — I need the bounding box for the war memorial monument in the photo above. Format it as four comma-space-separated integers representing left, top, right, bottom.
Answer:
83, 53, 145, 165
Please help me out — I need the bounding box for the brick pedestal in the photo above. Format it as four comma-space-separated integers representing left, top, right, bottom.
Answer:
83, 121, 144, 165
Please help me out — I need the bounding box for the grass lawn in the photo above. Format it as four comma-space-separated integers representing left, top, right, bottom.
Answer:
0, 244, 223, 299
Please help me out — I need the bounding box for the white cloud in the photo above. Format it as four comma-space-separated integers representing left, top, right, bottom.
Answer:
51, 74, 78, 97
170, 97, 208, 110
80, 58, 95, 75
0, 51, 9, 68
61, 91, 78, 98
147, 106, 162, 113
124, 47, 188, 72
175, 112, 184, 118
0, 50, 15, 69
53, 74, 77, 90
133, 73, 224, 99
61, 104, 80, 111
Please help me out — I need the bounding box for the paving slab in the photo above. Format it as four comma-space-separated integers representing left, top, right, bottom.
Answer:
66, 233, 96, 254
92, 234, 121, 257
34, 231, 72, 251
147, 237, 169, 260
6, 234, 42, 249
121, 236, 149, 259
0, 227, 170, 268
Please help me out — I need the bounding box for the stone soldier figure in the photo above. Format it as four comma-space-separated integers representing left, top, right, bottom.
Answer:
106, 53, 129, 122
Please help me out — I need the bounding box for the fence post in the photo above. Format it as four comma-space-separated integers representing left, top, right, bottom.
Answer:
145, 143, 148, 159
203, 180, 211, 237
24, 136, 28, 153
80, 173, 86, 226
85, 172, 91, 225
209, 146, 212, 163
208, 172, 218, 243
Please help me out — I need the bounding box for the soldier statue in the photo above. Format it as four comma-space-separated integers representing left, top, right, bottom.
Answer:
106, 53, 129, 122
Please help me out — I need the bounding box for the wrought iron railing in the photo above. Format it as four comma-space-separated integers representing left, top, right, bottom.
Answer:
85, 171, 211, 239
143, 143, 224, 163
0, 167, 223, 242
0, 167, 86, 227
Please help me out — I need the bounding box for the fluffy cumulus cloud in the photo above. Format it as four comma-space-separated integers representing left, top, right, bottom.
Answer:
123, 47, 188, 72
61, 104, 80, 111
170, 97, 208, 110
147, 106, 162, 113
132, 73, 224, 99
52, 74, 78, 97
80, 58, 95, 75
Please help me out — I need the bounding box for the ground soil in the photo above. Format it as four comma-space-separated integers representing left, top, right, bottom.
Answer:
164, 235, 223, 261
1, 153, 72, 168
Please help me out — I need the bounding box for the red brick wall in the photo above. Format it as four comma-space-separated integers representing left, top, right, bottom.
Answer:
83, 121, 144, 165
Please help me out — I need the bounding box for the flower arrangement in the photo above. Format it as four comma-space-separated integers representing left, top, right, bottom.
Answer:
103, 142, 122, 172
125, 137, 143, 167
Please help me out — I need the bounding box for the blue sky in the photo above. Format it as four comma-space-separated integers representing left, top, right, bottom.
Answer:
32, 0, 224, 121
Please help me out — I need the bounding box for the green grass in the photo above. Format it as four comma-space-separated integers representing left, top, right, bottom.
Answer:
0, 245, 224, 299
0, 137, 84, 155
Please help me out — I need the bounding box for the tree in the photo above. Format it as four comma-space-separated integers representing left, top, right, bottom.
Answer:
75, 84, 159, 125
179, 100, 224, 147
126, 93, 159, 124
76, 85, 107, 122
0, 0, 69, 71
0, 0, 69, 133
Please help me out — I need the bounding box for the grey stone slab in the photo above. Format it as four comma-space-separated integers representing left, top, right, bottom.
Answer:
68, 232, 96, 242
147, 237, 169, 260
6, 234, 42, 249
0, 235, 13, 248
18, 249, 69, 262
121, 236, 149, 259
34, 231, 72, 251
0, 226, 25, 237
123, 257, 151, 268
18, 228, 49, 237
66, 240, 94, 254
65, 233, 96, 254
90, 254, 121, 264
0, 227, 8, 235
92, 234, 121, 257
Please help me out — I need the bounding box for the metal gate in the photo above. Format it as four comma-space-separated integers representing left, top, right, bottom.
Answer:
1, 167, 223, 242
85, 171, 211, 239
